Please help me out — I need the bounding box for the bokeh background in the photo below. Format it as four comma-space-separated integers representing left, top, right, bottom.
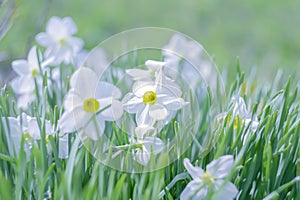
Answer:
1, 0, 300, 85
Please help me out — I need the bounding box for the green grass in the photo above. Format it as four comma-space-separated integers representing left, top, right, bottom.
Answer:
0, 63, 299, 199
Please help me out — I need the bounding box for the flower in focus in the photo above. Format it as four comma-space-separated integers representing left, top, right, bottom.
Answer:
59, 67, 123, 140
1, 113, 68, 159
36, 16, 84, 65
10, 46, 49, 109
181, 156, 238, 200
122, 80, 188, 126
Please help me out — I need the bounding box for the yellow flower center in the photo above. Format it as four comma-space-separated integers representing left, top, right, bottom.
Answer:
58, 38, 67, 46
202, 171, 214, 184
45, 135, 50, 144
23, 132, 32, 140
142, 91, 157, 105
83, 98, 100, 113
31, 69, 38, 78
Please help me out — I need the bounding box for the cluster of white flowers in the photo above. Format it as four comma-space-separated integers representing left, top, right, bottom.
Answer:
122, 60, 189, 165
5, 16, 252, 199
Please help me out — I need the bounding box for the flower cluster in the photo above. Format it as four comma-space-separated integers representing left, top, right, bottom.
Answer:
122, 60, 189, 165
5, 16, 248, 199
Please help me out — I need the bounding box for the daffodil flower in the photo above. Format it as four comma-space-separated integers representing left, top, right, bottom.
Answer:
10, 46, 51, 109
1, 113, 68, 159
181, 156, 238, 200
59, 67, 123, 140
35, 16, 84, 65
122, 80, 188, 126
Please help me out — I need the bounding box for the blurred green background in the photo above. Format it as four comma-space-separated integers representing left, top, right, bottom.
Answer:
1, 0, 300, 84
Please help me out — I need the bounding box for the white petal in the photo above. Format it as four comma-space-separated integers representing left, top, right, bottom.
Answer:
71, 68, 99, 98
12, 60, 30, 76
132, 81, 156, 97
122, 93, 143, 114
99, 99, 123, 121
83, 116, 105, 140
134, 146, 150, 166
183, 158, 204, 180
136, 104, 153, 126
142, 136, 164, 155
27, 46, 39, 70
145, 60, 165, 71
35, 32, 54, 47
160, 97, 188, 111
11, 76, 35, 94
207, 155, 234, 179
149, 104, 168, 120
96, 81, 122, 99
63, 90, 83, 111
180, 179, 207, 200
17, 94, 36, 110
62, 17, 77, 35
126, 69, 151, 80
59, 107, 88, 133
213, 180, 239, 200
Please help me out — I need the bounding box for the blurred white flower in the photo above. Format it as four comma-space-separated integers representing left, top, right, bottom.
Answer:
122, 80, 188, 126
131, 136, 164, 166
59, 67, 123, 140
181, 156, 238, 200
1, 113, 68, 159
36, 16, 84, 65
162, 34, 215, 90
231, 96, 259, 131
10, 46, 50, 109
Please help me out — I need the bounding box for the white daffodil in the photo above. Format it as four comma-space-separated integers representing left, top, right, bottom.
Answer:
122, 80, 188, 126
130, 136, 164, 166
181, 156, 238, 200
35, 16, 83, 65
59, 67, 123, 140
10, 46, 50, 109
1, 113, 68, 159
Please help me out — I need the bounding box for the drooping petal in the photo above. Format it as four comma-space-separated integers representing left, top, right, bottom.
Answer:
17, 93, 36, 110
149, 104, 168, 120
134, 146, 150, 166
206, 155, 234, 179
183, 158, 204, 180
59, 107, 88, 133
135, 125, 155, 138
180, 179, 207, 200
